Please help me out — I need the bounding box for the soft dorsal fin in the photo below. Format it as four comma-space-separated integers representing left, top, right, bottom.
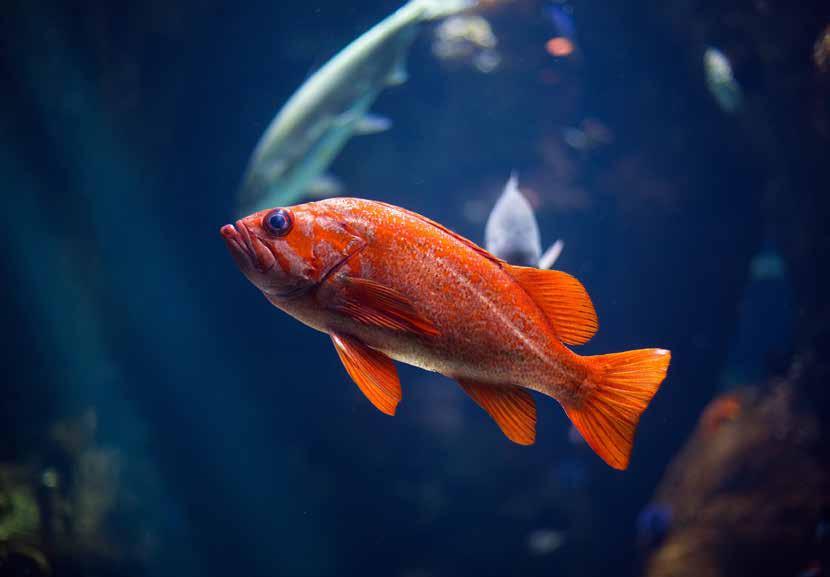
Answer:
375, 201, 505, 267
331, 332, 401, 416
457, 379, 537, 445
334, 277, 439, 337
506, 265, 598, 346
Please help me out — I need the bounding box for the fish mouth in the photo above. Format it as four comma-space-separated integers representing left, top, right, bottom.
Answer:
220, 221, 276, 273
220, 223, 249, 263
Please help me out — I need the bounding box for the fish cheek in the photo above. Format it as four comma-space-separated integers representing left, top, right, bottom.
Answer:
309, 218, 366, 279
310, 239, 347, 281
258, 239, 316, 296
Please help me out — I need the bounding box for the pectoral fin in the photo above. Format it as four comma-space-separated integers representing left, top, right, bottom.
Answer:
331, 332, 401, 416
457, 379, 537, 445
354, 113, 392, 135
335, 277, 439, 337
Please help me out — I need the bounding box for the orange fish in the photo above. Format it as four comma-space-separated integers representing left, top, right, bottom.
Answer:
220, 198, 670, 469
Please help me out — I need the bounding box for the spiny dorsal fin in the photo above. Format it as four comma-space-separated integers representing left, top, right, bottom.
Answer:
506, 265, 598, 346
457, 379, 537, 445
331, 332, 401, 416
334, 277, 439, 337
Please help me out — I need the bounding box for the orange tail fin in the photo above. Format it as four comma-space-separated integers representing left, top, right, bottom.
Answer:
562, 348, 670, 470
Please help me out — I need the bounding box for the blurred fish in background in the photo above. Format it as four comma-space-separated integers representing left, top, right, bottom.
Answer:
238, 0, 475, 214
432, 14, 501, 73
816, 25, 830, 73
561, 118, 614, 154
703, 47, 743, 114
720, 243, 793, 388
485, 173, 564, 268
543, 2, 579, 60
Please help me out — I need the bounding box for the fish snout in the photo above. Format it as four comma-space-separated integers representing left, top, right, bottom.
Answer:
220, 223, 245, 255
220, 223, 238, 241
220, 222, 255, 270
228, 219, 276, 273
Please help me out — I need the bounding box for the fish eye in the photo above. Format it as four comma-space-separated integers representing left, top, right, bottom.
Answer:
263, 208, 293, 237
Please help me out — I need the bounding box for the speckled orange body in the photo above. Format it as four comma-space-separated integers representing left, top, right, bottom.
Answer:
221, 197, 671, 470
279, 198, 586, 402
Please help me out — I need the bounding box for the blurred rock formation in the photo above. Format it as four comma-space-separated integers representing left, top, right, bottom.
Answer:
642, 380, 825, 577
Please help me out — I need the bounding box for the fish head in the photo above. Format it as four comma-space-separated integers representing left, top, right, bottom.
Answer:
220, 202, 365, 299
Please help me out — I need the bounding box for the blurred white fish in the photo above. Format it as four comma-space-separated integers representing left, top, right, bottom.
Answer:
432, 14, 501, 73
485, 173, 564, 268
703, 47, 743, 113
239, 0, 474, 214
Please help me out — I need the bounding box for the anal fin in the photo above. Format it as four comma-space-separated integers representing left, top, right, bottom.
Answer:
331, 332, 401, 416
457, 379, 536, 445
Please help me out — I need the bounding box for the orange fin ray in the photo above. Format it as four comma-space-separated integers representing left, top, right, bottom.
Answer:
562, 348, 671, 469
457, 379, 537, 445
331, 332, 401, 416
506, 265, 598, 346
335, 277, 439, 337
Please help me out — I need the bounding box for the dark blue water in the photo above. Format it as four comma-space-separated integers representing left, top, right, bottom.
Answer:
2, 1, 827, 576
